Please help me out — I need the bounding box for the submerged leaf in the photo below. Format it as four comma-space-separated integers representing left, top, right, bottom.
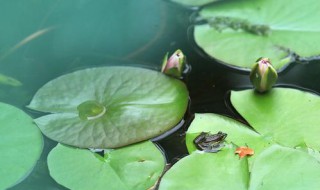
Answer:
194, 0, 320, 70
28, 66, 188, 148
0, 73, 22, 86
0, 102, 43, 189
48, 141, 165, 190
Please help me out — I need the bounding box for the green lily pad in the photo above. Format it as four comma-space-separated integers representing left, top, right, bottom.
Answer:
165, 87, 320, 189
194, 0, 320, 70
159, 146, 249, 190
48, 141, 165, 190
0, 102, 43, 189
231, 88, 320, 150
185, 113, 273, 168
249, 145, 320, 190
171, 0, 219, 7
186, 113, 272, 155
158, 144, 320, 189
28, 66, 188, 148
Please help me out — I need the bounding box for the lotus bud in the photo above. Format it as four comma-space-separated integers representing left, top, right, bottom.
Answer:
250, 57, 278, 93
161, 49, 186, 78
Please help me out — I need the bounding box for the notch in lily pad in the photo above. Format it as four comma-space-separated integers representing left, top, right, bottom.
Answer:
77, 100, 106, 120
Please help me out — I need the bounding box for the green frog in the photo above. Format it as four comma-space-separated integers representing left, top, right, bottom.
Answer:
193, 131, 227, 153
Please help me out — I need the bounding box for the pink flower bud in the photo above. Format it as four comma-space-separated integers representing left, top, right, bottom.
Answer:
161, 49, 185, 78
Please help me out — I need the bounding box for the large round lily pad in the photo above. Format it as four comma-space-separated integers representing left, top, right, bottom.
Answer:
48, 141, 165, 190
158, 145, 320, 190
0, 102, 43, 189
194, 0, 320, 70
231, 88, 320, 150
28, 66, 188, 148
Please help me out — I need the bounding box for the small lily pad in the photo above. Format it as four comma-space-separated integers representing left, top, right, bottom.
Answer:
0, 102, 43, 189
28, 66, 188, 148
48, 141, 165, 190
231, 88, 320, 150
194, 0, 320, 70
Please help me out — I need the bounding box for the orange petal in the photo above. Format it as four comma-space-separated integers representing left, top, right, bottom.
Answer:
235, 147, 254, 158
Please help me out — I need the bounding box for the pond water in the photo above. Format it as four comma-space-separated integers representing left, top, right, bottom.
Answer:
1, 0, 320, 189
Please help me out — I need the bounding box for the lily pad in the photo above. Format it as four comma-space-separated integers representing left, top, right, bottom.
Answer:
48, 141, 165, 190
158, 144, 320, 189
28, 66, 188, 148
0, 102, 43, 189
158, 83, 320, 190
194, 0, 320, 70
159, 146, 249, 190
231, 88, 320, 150
249, 145, 320, 190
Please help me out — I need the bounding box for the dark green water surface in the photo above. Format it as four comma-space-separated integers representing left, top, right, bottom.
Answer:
1, 0, 320, 189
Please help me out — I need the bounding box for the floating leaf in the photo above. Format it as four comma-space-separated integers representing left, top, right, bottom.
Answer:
0, 73, 22, 87
194, 0, 320, 70
28, 66, 188, 148
158, 144, 320, 189
48, 141, 165, 190
161, 88, 320, 189
249, 145, 320, 190
231, 88, 320, 150
158, 146, 249, 190
0, 102, 43, 189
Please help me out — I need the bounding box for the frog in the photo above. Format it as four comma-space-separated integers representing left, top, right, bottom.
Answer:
193, 131, 227, 153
